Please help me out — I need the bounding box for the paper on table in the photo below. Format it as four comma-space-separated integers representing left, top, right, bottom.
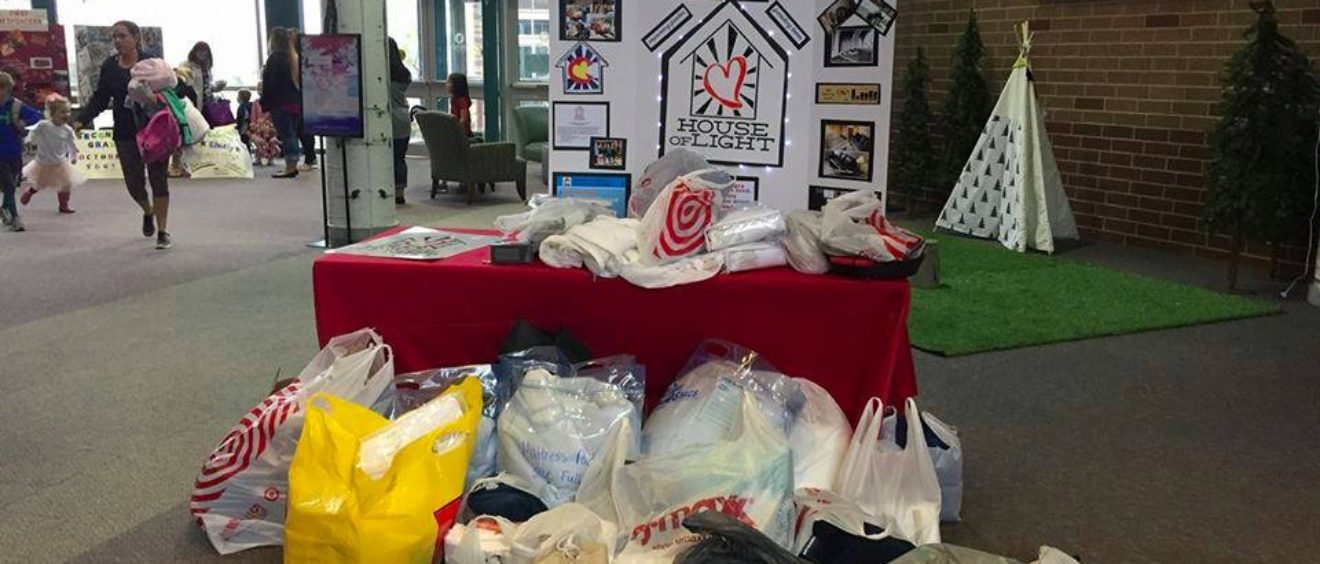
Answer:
329, 227, 501, 261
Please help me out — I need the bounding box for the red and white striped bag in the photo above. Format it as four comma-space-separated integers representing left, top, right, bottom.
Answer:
190, 328, 393, 555
636, 169, 733, 265
821, 191, 924, 262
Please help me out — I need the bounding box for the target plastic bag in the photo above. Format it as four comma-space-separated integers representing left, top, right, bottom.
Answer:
629, 148, 712, 218
789, 380, 852, 490
835, 398, 942, 546
283, 378, 482, 564
191, 329, 393, 555
882, 411, 964, 522
643, 340, 804, 456
637, 169, 734, 265
820, 191, 923, 262
497, 369, 642, 507
616, 391, 797, 562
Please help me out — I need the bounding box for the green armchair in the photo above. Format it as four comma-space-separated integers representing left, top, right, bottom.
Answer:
416, 111, 527, 204
511, 106, 549, 164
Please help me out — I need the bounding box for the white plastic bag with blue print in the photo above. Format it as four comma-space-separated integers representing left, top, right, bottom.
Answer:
882, 408, 964, 522
642, 340, 804, 456
497, 369, 641, 507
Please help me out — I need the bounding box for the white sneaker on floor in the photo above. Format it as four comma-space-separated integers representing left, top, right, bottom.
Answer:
9, 216, 25, 232
155, 231, 173, 249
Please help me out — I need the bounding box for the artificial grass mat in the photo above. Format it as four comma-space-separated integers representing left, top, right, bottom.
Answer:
907, 231, 1280, 356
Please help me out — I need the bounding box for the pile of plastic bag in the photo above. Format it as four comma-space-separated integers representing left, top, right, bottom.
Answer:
194, 329, 1079, 564
784, 191, 926, 275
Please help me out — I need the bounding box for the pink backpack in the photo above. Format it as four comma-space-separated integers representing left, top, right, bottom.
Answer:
136, 101, 181, 164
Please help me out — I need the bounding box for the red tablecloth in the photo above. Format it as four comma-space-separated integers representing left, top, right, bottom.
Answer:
313, 228, 917, 421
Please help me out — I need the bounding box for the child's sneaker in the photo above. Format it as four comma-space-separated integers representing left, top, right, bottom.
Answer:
9, 216, 24, 232
1, 207, 11, 226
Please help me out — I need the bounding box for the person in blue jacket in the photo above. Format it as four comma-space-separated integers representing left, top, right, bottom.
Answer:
0, 71, 43, 233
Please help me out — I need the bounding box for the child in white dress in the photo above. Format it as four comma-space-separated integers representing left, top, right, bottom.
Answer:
20, 94, 84, 214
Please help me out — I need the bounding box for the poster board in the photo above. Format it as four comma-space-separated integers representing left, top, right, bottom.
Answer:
0, 9, 48, 32
74, 25, 163, 103
0, 24, 71, 107
299, 34, 365, 138
548, 0, 897, 213
74, 129, 122, 180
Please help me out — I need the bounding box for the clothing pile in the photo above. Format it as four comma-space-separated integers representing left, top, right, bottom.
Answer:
194, 329, 1074, 564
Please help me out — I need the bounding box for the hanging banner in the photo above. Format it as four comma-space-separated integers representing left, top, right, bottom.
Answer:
0, 10, 49, 32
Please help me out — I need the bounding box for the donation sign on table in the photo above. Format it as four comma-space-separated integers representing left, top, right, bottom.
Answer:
328, 227, 500, 261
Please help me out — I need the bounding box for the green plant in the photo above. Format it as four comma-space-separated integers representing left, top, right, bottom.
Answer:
938, 10, 993, 191
1203, 1, 1320, 289
891, 48, 934, 211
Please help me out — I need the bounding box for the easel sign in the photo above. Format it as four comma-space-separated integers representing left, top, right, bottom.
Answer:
300, 33, 366, 246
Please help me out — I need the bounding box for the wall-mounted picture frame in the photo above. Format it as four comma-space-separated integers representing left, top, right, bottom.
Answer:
643, 4, 693, 52
820, 119, 876, 182
589, 136, 627, 170
553, 172, 632, 217
722, 176, 761, 213
767, 2, 809, 49
817, 0, 858, 35
556, 41, 608, 95
552, 101, 610, 150
855, 0, 899, 36
809, 185, 869, 211
824, 26, 878, 68
299, 34, 365, 138
816, 82, 882, 105
560, 0, 621, 42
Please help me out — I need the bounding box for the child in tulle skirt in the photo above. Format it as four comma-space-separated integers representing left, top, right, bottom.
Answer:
20, 94, 84, 214
249, 98, 281, 166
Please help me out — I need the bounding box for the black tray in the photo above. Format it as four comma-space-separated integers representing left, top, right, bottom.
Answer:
828, 242, 927, 280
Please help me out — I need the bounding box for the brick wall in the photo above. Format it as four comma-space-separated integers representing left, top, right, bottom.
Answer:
893, 0, 1320, 268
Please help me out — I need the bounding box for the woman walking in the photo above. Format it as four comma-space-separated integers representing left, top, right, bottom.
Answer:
261, 27, 301, 179
74, 20, 179, 249
388, 38, 413, 204
290, 29, 317, 172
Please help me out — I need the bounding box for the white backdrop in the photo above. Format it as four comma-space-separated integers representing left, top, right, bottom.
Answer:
548, 0, 897, 212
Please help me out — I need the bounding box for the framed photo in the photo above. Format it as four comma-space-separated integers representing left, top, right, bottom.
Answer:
299, 34, 365, 138
589, 137, 627, 170
553, 172, 632, 217
819, 120, 876, 182
809, 185, 868, 211
722, 176, 761, 213
643, 4, 692, 52
817, 0, 857, 35
816, 83, 882, 105
552, 101, 609, 150
855, 0, 899, 36
824, 26, 878, 68
767, 2, 809, 49
560, 0, 620, 42
557, 41, 608, 95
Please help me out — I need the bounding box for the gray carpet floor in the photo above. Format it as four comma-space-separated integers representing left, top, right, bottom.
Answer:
1, 160, 1317, 563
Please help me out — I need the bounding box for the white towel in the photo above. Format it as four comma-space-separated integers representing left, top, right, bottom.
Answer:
620, 253, 725, 289
538, 235, 584, 269
538, 217, 641, 278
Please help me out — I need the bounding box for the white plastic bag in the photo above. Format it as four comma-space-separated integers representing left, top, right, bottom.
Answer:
615, 392, 796, 562
575, 418, 633, 526
508, 503, 620, 564
642, 340, 803, 456
191, 329, 394, 554
784, 211, 830, 275
793, 488, 899, 556
835, 398, 942, 546
495, 196, 617, 245
820, 191, 923, 262
497, 369, 641, 507
636, 169, 732, 265
629, 148, 711, 218
789, 380, 852, 490
445, 516, 519, 564
882, 410, 964, 522
619, 252, 725, 289
181, 97, 211, 144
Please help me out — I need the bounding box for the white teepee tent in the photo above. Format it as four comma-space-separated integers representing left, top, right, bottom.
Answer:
936, 22, 1078, 253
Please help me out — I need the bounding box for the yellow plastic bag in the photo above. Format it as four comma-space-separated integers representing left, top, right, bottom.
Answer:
284, 378, 482, 564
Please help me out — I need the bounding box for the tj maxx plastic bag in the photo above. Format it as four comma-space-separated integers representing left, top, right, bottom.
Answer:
615, 391, 796, 562
284, 378, 482, 564
836, 398, 942, 546
883, 410, 964, 522
191, 329, 393, 555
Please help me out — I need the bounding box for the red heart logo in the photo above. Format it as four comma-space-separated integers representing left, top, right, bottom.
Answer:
702, 56, 748, 110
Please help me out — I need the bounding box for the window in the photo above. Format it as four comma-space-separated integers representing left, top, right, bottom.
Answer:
388, 0, 421, 77
443, 0, 483, 82
516, 0, 550, 82
59, 0, 263, 94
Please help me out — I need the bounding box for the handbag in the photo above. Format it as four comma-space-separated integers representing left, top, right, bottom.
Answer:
204, 99, 236, 127
136, 96, 182, 164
